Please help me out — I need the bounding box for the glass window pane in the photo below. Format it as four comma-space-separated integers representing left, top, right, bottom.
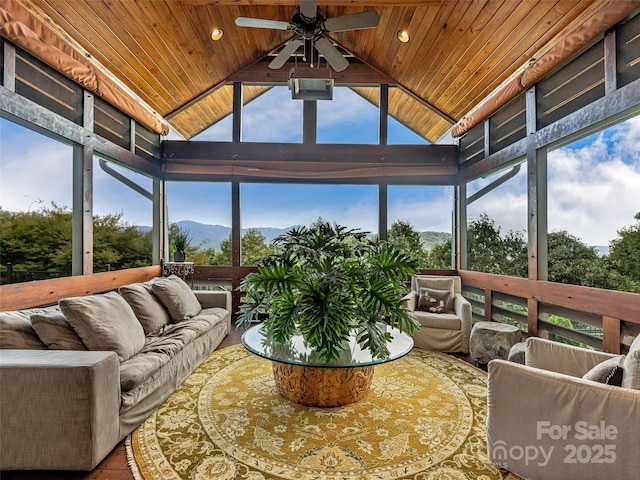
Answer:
0, 118, 73, 283
547, 115, 640, 291
166, 182, 232, 265
387, 186, 453, 268
240, 183, 378, 265
92, 158, 153, 272
466, 161, 528, 277
191, 115, 232, 142
242, 85, 303, 143
388, 116, 429, 144
317, 87, 378, 144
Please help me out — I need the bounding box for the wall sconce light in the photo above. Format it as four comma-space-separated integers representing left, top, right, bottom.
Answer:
211, 28, 224, 41
397, 30, 410, 43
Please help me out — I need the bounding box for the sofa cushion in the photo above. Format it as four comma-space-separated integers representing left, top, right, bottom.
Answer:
0, 307, 51, 350
417, 287, 450, 313
118, 282, 171, 334
151, 275, 202, 322
582, 355, 624, 386
411, 311, 462, 330
622, 334, 640, 390
119, 307, 228, 391
60, 291, 145, 362
31, 312, 87, 350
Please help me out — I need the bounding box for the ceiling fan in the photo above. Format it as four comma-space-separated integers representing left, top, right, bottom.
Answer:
234, 0, 380, 72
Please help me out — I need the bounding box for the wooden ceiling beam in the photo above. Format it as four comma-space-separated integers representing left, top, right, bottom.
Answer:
163, 140, 456, 164
182, 1, 442, 6
227, 62, 393, 85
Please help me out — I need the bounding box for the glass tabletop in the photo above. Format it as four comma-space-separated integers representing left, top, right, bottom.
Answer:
241, 323, 414, 368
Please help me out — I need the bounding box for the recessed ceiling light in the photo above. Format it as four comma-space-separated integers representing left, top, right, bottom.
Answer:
211, 28, 224, 41
397, 30, 410, 43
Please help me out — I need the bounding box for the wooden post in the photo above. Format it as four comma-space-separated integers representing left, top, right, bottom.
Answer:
484, 288, 492, 322
602, 316, 621, 354
527, 298, 539, 337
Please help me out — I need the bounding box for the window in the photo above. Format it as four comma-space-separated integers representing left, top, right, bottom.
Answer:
166, 182, 232, 265
317, 87, 378, 144
242, 85, 303, 143
466, 161, 528, 277
240, 183, 378, 265
387, 186, 453, 268
547, 115, 640, 292
0, 118, 73, 283
92, 158, 153, 272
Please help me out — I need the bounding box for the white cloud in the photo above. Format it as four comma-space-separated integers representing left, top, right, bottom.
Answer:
467, 167, 529, 236
389, 191, 454, 233
467, 116, 640, 246
241, 87, 303, 142
0, 135, 73, 212
317, 87, 377, 128
547, 122, 640, 245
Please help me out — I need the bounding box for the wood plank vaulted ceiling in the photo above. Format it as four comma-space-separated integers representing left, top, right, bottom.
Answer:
22, 0, 621, 142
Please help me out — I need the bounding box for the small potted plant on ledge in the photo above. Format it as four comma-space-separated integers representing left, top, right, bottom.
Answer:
171, 225, 191, 262
237, 220, 420, 362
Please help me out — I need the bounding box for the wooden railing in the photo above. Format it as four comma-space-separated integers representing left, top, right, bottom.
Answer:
0, 266, 161, 311
459, 270, 640, 354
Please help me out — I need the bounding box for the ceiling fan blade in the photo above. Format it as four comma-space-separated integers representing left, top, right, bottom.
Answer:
235, 17, 292, 31
314, 36, 349, 72
299, 0, 317, 22
269, 38, 303, 70
322, 10, 380, 33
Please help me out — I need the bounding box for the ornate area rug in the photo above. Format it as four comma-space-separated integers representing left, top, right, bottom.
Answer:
128, 344, 520, 480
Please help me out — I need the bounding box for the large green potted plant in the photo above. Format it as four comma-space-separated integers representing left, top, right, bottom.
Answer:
237, 221, 420, 362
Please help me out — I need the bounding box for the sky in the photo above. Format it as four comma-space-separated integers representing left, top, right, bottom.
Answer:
1, 86, 639, 247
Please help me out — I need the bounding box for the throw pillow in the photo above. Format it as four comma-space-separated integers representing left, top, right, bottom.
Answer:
582, 355, 625, 386
413, 276, 456, 310
151, 275, 202, 322
416, 288, 450, 314
59, 291, 145, 362
622, 334, 640, 390
0, 308, 48, 349
119, 282, 171, 334
31, 312, 88, 350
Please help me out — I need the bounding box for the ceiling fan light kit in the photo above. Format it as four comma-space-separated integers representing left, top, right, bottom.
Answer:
234, 0, 379, 74
288, 67, 333, 100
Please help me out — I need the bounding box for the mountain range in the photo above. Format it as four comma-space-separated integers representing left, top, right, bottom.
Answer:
166, 220, 451, 251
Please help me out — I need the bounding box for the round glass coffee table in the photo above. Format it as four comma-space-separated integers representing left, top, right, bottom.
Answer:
241, 323, 414, 407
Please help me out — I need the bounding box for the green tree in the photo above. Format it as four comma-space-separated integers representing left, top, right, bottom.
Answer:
547, 231, 618, 289
609, 212, 640, 292
94, 212, 152, 271
388, 220, 429, 267
1, 204, 73, 271
0, 205, 152, 278
211, 228, 273, 266
467, 213, 527, 276
427, 241, 452, 269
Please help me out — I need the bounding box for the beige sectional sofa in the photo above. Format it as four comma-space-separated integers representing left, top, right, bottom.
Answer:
0, 274, 231, 471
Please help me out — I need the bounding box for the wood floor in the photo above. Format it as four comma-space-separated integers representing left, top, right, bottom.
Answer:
3, 329, 472, 479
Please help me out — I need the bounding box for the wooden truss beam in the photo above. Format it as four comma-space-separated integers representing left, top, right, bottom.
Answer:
162, 141, 458, 183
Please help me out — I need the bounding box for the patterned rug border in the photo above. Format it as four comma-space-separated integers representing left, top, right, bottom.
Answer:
127, 344, 516, 480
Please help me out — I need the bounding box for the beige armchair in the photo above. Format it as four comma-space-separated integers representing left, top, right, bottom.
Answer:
403, 275, 472, 353
487, 336, 640, 480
